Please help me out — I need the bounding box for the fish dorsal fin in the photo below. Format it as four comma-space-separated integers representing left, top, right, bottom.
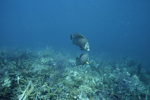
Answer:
79, 53, 84, 58
74, 33, 86, 39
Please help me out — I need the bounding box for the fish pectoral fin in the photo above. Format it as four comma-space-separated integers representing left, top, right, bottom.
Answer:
86, 61, 89, 64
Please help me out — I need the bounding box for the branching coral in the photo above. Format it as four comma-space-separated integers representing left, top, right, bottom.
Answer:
18, 80, 34, 100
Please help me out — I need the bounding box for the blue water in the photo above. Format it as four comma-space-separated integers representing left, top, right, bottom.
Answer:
0, 0, 150, 68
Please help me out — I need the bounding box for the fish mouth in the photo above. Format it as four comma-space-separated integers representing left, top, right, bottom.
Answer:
87, 49, 90, 51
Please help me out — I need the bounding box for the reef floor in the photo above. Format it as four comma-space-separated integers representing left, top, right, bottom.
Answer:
0, 47, 150, 100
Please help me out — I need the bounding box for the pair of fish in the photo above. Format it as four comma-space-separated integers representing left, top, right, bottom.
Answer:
70, 33, 90, 66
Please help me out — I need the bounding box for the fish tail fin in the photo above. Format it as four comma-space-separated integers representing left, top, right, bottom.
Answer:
76, 57, 78, 61
76, 57, 79, 66
70, 34, 73, 40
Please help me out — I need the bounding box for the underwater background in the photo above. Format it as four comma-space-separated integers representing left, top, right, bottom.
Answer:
0, 0, 150, 100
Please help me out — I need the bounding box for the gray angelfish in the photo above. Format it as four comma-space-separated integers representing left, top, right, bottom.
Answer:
76, 53, 89, 66
70, 33, 90, 51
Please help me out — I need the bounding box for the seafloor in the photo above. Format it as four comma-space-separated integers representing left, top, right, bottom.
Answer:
0, 47, 150, 100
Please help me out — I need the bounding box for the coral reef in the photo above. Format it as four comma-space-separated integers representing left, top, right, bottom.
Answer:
0, 47, 150, 100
